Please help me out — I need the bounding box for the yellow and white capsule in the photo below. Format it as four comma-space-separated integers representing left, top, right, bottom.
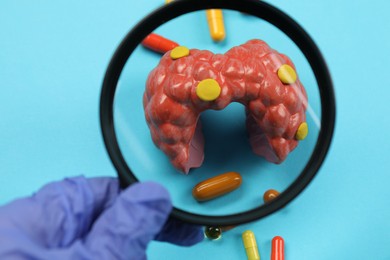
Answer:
242, 230, 260, 260
206, 9, 226, 42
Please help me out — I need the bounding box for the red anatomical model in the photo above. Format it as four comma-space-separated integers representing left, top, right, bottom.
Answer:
143, 39, 308, 173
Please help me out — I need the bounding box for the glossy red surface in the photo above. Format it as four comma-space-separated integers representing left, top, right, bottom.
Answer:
141, 33, 179, 54
271, 236, 285, 260
143, 39, 308, 173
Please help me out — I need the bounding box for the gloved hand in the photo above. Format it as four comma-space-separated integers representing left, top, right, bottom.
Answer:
0, 176, 204, 260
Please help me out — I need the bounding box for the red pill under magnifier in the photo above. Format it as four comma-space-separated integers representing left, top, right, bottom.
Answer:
142, 33, 179, 54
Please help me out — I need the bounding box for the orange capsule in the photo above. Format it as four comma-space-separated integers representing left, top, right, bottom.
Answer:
271, 236, 285, 260
192, 172, 242, 201
141, 33, 179, 54
263, 189, 280, 203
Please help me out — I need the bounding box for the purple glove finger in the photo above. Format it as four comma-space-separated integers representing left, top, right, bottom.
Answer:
0, 176, 120, 249
79, 182, 172, 260
49, 182, 202, 259
0, 177, 204, 260
155, 218, 204, 246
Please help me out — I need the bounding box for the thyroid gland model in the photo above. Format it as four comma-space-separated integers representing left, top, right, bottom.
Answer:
143, 39, 308, 173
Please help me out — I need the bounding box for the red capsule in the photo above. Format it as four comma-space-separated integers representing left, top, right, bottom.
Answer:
271, 236, 285, 260
141, 33, 179, 54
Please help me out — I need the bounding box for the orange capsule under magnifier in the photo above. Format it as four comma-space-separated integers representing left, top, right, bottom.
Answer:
263, 189, 280, 203
192, 172, 242, 201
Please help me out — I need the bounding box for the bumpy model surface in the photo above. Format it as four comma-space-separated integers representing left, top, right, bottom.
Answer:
143, 39, 308, 173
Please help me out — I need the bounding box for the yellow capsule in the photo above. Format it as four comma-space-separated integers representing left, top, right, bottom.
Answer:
206, 9, 226, 42
165, 0, 173, 3
242, 230, 260, 260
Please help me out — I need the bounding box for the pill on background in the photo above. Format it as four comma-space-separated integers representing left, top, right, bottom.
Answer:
277, 64, 297, 84
192, 172, 242, 201
206, 9, 226, 42
242, 230, 260, 260
204, 226, 222, 240
271, 236, 285, 260
263, 189, 280, 203
141, 33, 179, 54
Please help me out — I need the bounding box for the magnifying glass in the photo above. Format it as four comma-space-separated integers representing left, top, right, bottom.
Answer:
100, 0, 336, 227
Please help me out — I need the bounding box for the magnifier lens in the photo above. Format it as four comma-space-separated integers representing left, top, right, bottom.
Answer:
102, 0, 335, 226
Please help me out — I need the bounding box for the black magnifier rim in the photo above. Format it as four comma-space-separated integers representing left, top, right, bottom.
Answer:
100, 0, 336, 226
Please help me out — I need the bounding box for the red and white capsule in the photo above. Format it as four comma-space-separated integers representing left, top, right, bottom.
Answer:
142, 33, 179, 54
271, 236, 285, 260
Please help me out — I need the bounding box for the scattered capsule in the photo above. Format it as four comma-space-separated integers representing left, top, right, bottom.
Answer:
263, 189, 280, 203
141, 33, 179, 54
242, 230, 260, 260
192, 172, 242, 201
271, 236, 285, 260
204, 226, 222, 240
206, 9, 226, 41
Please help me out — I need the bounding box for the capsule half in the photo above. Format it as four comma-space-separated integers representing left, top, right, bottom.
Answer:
271, 236, 284, 260
242, 230, 260, 260
206, 9, 226, 42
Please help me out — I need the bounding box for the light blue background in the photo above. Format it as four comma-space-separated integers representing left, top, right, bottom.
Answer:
1, 0, 389, 259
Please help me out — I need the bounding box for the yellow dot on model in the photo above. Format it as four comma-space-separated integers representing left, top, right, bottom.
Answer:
170, 46, 190, 60
277, 64, 297, 84
206, 9, 226, 42
295, 122, 308, 140
196, 79, 221, 101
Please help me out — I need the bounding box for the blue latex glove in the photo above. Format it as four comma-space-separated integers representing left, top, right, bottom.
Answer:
0, 176, 204, 259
